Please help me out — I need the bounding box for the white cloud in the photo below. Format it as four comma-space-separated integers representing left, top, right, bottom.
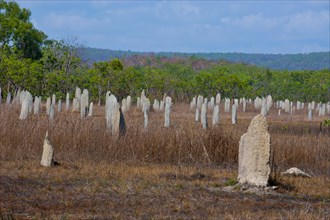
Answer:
154, 1, 200, 22
44, 12, 110, 32
220, 10, 329, 34
220, 14, 282, 31
90, 1, 112, 8
286, 10, 329, 32
175, 2, 200, 16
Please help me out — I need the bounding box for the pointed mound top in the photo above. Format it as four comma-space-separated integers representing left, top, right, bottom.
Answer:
247, 114, 268, 133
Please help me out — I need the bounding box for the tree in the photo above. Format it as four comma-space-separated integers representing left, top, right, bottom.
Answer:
89, 61, 109, 104
0, 53, 43, 95
41, 37, 84, 97
305, 70, 330, 102
105, 58, 124, 93
0, 0, 46, 60
109, 58, 123, 71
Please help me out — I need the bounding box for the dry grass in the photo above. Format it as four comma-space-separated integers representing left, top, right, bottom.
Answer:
0, 102, 329, 219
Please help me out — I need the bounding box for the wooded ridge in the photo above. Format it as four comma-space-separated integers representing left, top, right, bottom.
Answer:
78, 47, 330, 71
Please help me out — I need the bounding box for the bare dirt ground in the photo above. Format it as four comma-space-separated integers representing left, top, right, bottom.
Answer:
1, 162, 329, 219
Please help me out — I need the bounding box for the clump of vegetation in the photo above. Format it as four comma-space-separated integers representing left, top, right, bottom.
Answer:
225, 178, 237, 186
321, 119, 330, 127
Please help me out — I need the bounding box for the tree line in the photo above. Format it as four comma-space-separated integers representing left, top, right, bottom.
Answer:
0, 0, 329, 104
80, 48, 330, 71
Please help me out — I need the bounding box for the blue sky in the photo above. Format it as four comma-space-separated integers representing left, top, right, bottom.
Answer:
17, 0, 330, 54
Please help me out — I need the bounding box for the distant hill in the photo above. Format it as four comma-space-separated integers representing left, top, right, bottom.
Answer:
78, 48, 330, 71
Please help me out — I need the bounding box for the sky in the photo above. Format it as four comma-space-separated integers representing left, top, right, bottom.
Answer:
16, 0, 330, 54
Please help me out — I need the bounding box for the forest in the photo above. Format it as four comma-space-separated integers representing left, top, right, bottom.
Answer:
1, 0, 329, 104
79, 47, 330, 71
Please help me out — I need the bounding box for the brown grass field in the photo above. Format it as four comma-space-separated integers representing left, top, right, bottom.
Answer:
0, 102, 329, 219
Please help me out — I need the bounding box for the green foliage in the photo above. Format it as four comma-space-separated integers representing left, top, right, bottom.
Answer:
225, 178, 237, 186
41, 38, 85, 98
0, 0, 46, 60
0, 53, 43, 95
109, 58, 123, 71
78, 47, 330, 71
321, 119, 330, 128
